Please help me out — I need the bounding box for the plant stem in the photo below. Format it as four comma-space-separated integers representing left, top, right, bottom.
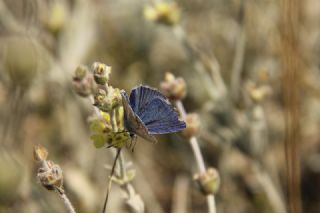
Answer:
175, 100, 216, 213
102, 148, 122, 213
55, 188, 77, 213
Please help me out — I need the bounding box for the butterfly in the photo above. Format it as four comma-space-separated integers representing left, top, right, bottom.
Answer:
120, 85, 186, 143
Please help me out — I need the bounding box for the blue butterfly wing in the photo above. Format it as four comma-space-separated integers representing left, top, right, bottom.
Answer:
120, 90, 158, 143
129, 85, 167, 114
137, 97, 186, 134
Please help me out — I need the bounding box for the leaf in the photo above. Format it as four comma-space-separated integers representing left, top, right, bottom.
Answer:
90, 134, 107, 148
89, 119, 105, 133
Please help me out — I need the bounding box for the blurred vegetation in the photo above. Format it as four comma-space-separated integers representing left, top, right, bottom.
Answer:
0, 0, 320, 212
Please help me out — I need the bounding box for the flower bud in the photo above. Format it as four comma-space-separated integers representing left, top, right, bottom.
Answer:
93, 87, 122, 112
72, 65, 96, 97
144, 2, 180, 26
194, 168, 220, 195
246, 82, 272, 103
182, 113, 200, 138
73, 65, 88, 81
44, 1, 67, 35
37, 160, 63, 191
160, 72, 187, 101
92, 62, 111, 85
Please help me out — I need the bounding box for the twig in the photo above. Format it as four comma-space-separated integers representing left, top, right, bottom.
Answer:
118, 152, 145, 213
55, 188, 77, 213
102, 148, 122, 213
89, 88, 121, 213
201, 126, 287, 213
230, 0, 247, 102
175, 101, 216, 213
34, 145, 76, 213
252, 163, 286, 213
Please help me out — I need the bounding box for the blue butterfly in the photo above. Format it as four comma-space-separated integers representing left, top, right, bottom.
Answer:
121, 85, 186, 143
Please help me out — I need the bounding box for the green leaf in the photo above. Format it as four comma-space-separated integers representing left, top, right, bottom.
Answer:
89, 119, 105, 133
90, 134, 107, 148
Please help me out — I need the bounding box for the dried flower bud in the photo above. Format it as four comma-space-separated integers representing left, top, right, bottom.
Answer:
160, 72, 187, 101
194, 168, 220, 195
144, 2, 180, 26
92, 62, 111, 85
37, 160, 63, 191
73, 65, 88, 81
33, 145, 48, 161
246, 82, 272, 103
182, 113, 200, 138
72, 65, 96, 97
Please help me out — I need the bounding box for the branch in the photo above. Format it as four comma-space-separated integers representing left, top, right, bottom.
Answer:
175, 101, 216, 213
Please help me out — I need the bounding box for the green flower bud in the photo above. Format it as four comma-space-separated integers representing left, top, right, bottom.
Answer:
93, 87, 122, 112
194, 168, 220, 195
92, 62, 111, 85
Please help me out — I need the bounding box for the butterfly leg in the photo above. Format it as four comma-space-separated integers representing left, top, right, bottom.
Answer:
131, 134, 138, 152
126, 135, 133, 149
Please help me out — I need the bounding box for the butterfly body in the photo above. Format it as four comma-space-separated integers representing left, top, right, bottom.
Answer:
121, 85, 186, 143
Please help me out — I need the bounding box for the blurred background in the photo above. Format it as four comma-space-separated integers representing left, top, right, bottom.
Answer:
0, 0, 319, 212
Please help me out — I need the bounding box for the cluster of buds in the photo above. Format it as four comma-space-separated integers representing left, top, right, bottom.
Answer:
194, 168, 220, 195
73, 62, 130, 149
34, 145, 64, 192
144, 2, 181, 26
93, 87, 122, 113
160, 72, 186, 101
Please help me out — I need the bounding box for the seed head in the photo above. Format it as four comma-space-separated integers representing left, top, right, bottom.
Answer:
160, 72, 187, 101
194, 168, 220, 195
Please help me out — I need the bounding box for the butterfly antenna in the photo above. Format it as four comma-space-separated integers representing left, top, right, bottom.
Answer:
101, 148, 122, 213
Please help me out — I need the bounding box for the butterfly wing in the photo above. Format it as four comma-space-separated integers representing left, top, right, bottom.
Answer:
121, 90, 158, 143
129, 85, 167, 114
137, 97, 186, 134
